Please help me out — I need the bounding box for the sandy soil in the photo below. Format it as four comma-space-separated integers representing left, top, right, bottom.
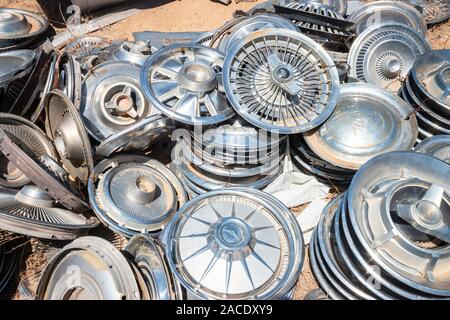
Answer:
0, 0, 448, 300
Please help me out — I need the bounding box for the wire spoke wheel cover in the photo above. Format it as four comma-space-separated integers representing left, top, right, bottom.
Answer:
223, 29, 340, 134
45, 90, 94, 185
141, 43, 234, 126
163, 187, 304, 300
36, 236, 141, 300
303, 83, 418, 170
89, 155, 187, 237
348, 23, 431, 92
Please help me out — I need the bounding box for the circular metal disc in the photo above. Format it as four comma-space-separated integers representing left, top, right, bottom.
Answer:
0, 186, 98, 240
141, 43, 234, 126
45, 90, 94, 185
304, 83, 418, 170
277, 0, 348, 15
348, 151, 450, 297
36, 236, 141, 300
223, 28, 340, 134
415, 135, 450, 164
125, 234, 184, 300
348, 23, 431, 92
348, 1, 427, 36
81, 60, 154, 141
163, 187, 304, 300
89, 155, 187, 237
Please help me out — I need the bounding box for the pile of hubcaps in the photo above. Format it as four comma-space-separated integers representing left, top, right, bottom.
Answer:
398, 50, 450, 142
1, 0, 449, 301
310, 152, 450, 299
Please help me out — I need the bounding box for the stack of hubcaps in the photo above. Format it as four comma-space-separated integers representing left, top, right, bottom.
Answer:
294, 83, 418, 187
173, 120, 286, 197
162, 188, 304, 300
398, 50, 450, 142
310, 152, 450, 299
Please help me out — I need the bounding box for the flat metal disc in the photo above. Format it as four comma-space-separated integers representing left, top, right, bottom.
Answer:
36, 236, 141, 300
415, 135, 450, 163
223, 28, 340, 134
125, 234, 184, 300
96, 114, 174, 158
0, 186, 98, 240
0, 113, 56, 188
304, 83, 418, 170
348, 23, 431, 92
163, 187, 304, 300
348, 0, 427, 36
45, 90, 94, 185
348, 151, 450, 297
141, 43, 234, 126
81, 60, 154, 141
89, 155, 187, 237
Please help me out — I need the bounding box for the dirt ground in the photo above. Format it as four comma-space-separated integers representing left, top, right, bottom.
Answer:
0, 0, 449, 300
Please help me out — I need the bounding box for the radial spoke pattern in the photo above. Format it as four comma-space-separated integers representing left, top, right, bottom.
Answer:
164, 188, 304, 300
141, 44, 234, 125
224, 30, 339, 134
